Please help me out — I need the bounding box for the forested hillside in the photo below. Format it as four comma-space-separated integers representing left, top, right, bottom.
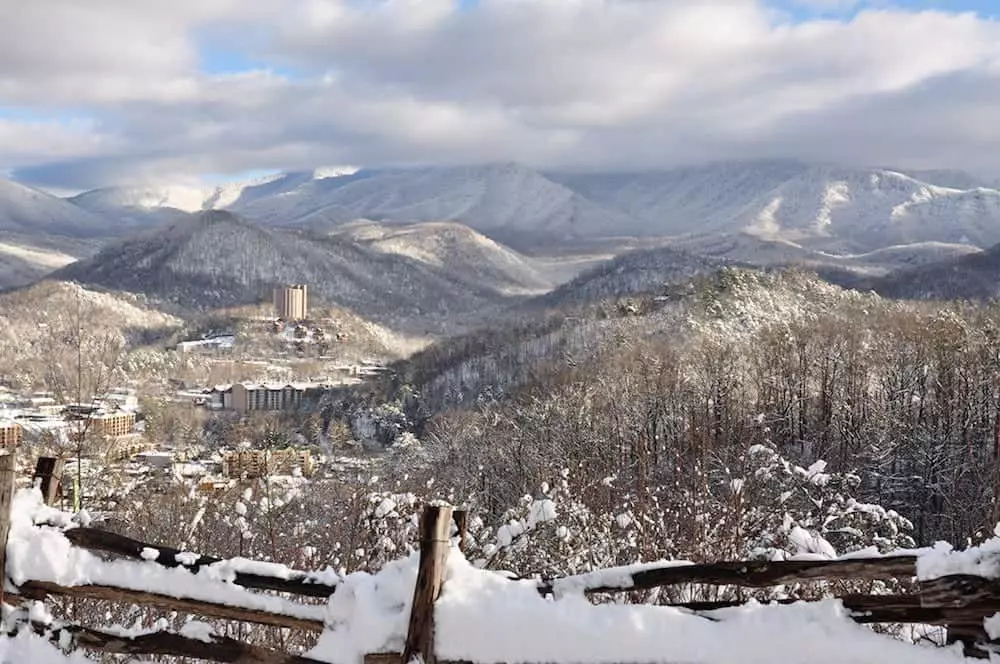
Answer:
387, 269, 1000, 548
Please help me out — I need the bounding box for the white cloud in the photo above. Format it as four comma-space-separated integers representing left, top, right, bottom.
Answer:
5, 0, 1000, 187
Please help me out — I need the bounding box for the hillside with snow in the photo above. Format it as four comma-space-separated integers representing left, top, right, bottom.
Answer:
51, 210, 551, 334
529, 245, 720, 309
64, 168, 361, 229
665, 232, 984, 276
0, 233, 95, 290
0, 279, 182, 338
230, 163, 639, 243
549, 160, 809, 236
330, 220, 555, 295
552, 161, 1000, 252
0, 179, 112, 238
866, 241, 1000, 301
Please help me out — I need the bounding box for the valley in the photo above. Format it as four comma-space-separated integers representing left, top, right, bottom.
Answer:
5, 157, 1000, 661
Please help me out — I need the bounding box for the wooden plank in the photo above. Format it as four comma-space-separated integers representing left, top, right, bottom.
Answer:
18, 580, 324, 633
0, 450, 15, 607
40, 621, 328, 664
402, 504, 453, 664
919, 574, 1000, 608
538, 555, 919, 596
62, 527, 337, 598
364, 653, 402, 664
671, 591, 1000, 626
33, 456, 65, 506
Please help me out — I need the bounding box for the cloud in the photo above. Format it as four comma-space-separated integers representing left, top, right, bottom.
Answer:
5, 0, 1000, 188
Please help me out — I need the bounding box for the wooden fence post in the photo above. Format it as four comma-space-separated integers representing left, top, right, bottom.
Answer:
0, 449, 16, 607
33, 457, 65, 506
453, 509, 469, 553
401, 504, 453, 664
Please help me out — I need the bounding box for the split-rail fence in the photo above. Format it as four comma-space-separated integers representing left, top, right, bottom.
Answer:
3, 452, 1000, 662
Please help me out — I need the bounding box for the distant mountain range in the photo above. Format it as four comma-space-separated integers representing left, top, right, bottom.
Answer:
2, 159, 1000, 252
33, 159, 1000, 252
5, 158, 1000, 314
553, 162, 1000, 252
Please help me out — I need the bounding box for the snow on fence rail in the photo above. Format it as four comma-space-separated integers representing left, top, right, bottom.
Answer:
4, 453, 1000, 662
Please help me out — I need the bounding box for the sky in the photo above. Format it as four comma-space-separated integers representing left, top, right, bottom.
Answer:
3, 0, 1000, 191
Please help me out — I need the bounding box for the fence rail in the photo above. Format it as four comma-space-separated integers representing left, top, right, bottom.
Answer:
60, 526, 338, 598
6, 453, 1000, 661
539, 555, 920, 596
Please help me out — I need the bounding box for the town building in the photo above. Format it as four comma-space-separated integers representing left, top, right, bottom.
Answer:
104, 435, 151, 462
176, 335, 235, 353
88, 411, 136, 438
0, 420, 21, 449
227, 382, 330, 413
222, 448, 315, 478
274, 284, 308, 321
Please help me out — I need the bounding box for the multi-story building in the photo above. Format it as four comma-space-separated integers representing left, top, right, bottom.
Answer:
273, 284, 308, 321
0, 420, 21, 449
222, 448, 315, 478
228, 382, 328, 413
89, 411, 136, 438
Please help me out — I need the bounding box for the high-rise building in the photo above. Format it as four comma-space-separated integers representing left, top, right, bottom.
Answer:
273, 284, 308, 321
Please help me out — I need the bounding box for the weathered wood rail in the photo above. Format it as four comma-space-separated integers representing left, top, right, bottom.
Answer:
17, 614, 328, 664
539, 555, 920, 596
18, 579, 326, 632
7, 453, 1000, 661
61, 527, 338, 598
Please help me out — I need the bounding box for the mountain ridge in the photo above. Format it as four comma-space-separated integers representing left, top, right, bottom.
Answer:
54, 160, 1000, 255
50, 211, 559, 335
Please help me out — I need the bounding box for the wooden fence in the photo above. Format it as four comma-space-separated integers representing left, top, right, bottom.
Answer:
4, 453, 1000, 662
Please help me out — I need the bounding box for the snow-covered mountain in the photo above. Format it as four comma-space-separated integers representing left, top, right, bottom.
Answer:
66, 167, 361, 226
329, 220, 555, 295
0, 179, 112, 238
733, 167, 1000, 251
230, 163, 639, 242
51, 211, 554, 334
552, 161, 1000, 252
530, 245, 718, 309
549, 160, 809, 236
